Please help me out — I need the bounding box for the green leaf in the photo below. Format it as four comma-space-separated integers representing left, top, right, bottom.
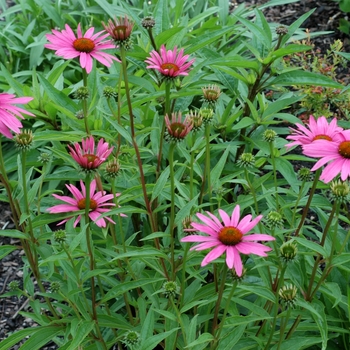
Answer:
274, 157, 299, 193
232, 117, 255, 130
340, 0, 350, 12
185, 27, 233, 54
234, 12, 271, 49
271, 336, 323, 350
98, 314, 132, 330
38, 73, 77, 113
185, 333, 214, 348
319, 282, 343, 308
154, 0, 170, 34
237, 285, 275, 302
0, 245, 17, 260
0, 229, 28, 240
66, 321, 95, 350
211, 146, 231, 187
292, 237, 328, 257
151, 165, 170, 202
140, 328, 179, 350
102, 278, 164, 303
271, 70, 343, 88
0, 328, 36, 350
269, 44, 312, 60
225, 314, 272, 326
211, 56, 260, 71
332, 253, 350, 267
12, 326, 62, 350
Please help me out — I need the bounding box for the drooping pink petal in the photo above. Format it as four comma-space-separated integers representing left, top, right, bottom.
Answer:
201, 245, 227, 266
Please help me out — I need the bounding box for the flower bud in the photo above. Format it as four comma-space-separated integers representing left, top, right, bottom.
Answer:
297, 167, 313, 181
123, 330, 140, 347
279, 284, 297, 308
229, 267, 246, 282
186, 110, 203, 132
266, 211, 284, 228
200, 108, 214, 125
38, 152, 51, 164
8, 280, 20, 291
53, 229, 67, 244
238, 152, 255, 168
276, 26, 288, 35
105, 158, 121, 178
103, 86, 117, 99
202, 84, 221, 105
263, 129, 277, 142
329, 179, 350, 203
74, 86, 89, 100
15, 129, 34, 151
142, 16, 156, 29
162, 281, 180, 298
50, 281, 61, 292
280, 241, 298, 262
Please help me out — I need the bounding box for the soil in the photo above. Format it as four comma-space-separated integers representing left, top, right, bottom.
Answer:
1, 0, 349, 348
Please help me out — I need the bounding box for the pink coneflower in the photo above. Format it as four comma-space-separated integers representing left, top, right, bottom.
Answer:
68, 136, 114, 170
165, 112, 193, 142
285, 115, 343, 149
145, 44, 195, 78
102, 16, 134, 42
181, 205, 275, 276
0, 93, 34, 139
48, 179, 117, 227
303, 130, 350, 183
45, 23, 120, 74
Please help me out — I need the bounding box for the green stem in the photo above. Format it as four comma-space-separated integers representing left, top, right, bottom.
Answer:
120, 46, 155, 230
0, 136, 21, 229
200, 124, 212, 207
244, 168, 262, 231
179, 244, 190, 309
269, 142, 279, 210
285, 314, 302, 340
189, 134, 195, 200
156, 82, 171, 177
214, 281, 237, 343
211, 265, 228, 336
263, 265, 287, 350
306, 200, 337, 301
276, 307, 292, 350
83, 175, 106, 349
170, 296, 187, 346
291, 178, 308, 227
146, 28, 157, 51
295, 168, 321, 237
120, 46, 169, 279
62, 244, 91, 317
309, 201, 340, 301
82, 69, 90, 135
169, 143, 176, 279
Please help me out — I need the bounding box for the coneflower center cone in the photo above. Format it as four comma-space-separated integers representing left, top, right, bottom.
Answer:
170, 123, 185, 135
113, 26, 127, 37
338, 141, 350, 158
73, 38, 95, 53
218, 226, 243, 246
313, 134, 332, 141
83, 154, 99, 163
77, 198, 98, 210
161, 63, 179, 72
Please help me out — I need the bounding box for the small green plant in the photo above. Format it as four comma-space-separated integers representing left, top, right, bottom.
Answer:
283, 36, 350, 118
